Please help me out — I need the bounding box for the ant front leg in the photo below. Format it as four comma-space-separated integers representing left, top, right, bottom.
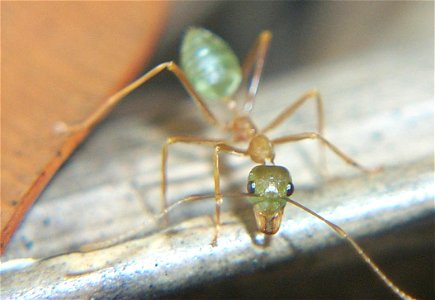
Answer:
211, 143, 247, 246
161, 136, 246, 245
161, 136, 225, 224
55, 61, 224, 135
272, 132, 381, 174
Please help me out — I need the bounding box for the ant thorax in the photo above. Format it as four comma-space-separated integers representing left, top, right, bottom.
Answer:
228, 115, 258, 142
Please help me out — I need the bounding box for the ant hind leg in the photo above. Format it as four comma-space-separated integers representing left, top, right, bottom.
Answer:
55, 61, 224, 135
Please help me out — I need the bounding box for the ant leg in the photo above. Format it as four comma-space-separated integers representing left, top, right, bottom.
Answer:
211, 143, 247, 246
286, 198, 414, 300
161, 136, 246, 244
240, 30, 272, 112
161, 136, 225, 224
211, 145, 223, 247
260, 89, 324, 135
272, 132, 381, 173
56, 61, 224, 134
261, 89, 326, 169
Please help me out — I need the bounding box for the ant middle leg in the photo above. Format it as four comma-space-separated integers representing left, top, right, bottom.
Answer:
272, 132, 381, 173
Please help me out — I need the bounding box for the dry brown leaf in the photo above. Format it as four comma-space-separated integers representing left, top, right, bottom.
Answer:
1, 2, 170, 253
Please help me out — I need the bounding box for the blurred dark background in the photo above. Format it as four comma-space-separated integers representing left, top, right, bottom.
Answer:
151, 2, 431, 80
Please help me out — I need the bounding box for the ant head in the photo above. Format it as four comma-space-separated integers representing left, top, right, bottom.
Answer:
247, 165, 294, 234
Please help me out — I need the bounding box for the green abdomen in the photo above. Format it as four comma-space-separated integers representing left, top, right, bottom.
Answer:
180, 27, 242, 101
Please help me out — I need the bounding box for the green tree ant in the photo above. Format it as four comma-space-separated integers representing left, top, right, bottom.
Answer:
60, 27, 414, 299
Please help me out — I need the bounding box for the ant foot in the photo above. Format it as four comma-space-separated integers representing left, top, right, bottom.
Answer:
209, 238, 218, 247
210, 229, 219, 247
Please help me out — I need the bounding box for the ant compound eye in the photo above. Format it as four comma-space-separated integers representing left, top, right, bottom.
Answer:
286, 182, 294, 196
247, 181, 256, 194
